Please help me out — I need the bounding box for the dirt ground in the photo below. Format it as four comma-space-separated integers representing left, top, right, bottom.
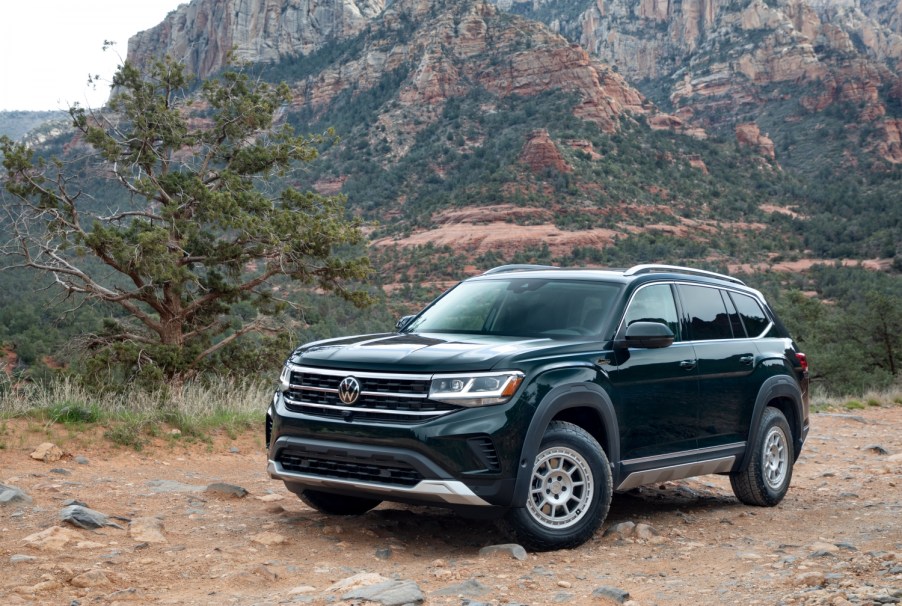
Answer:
2, 407, 901, 606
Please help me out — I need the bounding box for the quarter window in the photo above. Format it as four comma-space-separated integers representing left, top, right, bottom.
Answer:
731, 292, 770, 338
678, 285, 733, 341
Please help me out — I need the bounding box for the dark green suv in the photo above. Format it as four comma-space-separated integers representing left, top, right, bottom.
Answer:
266, 265, 809, 551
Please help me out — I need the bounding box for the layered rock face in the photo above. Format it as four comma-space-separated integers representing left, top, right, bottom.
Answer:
498, 0, 902, 162
126, 0, 385, 79
291, 0, 652, 160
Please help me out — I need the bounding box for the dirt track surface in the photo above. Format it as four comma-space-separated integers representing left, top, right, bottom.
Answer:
2, 407, 901, 606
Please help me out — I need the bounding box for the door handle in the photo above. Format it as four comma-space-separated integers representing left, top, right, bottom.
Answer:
680, 360, 697, 370
739, 355, 754, 366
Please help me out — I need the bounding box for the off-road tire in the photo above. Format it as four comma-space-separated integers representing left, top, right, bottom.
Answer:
506, 421, 612, 552
730, 407, 794, 506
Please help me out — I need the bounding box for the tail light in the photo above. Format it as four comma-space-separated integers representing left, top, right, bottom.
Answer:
795, 353, 808, 372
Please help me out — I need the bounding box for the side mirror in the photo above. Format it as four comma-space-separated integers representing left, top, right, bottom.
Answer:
396, 315, 415, 331
616, 321, 674, 349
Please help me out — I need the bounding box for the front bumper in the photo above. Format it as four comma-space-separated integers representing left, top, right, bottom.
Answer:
267, 448, 490, 507
267, 390, 525, 508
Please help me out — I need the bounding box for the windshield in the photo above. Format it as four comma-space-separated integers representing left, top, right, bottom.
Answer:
405, 278, 620, 338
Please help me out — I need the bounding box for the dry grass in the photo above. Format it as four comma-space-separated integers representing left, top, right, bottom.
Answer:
810, 385, 902, 412
0, 376, 271, 450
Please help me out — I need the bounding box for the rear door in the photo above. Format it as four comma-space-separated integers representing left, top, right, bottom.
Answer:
676, 284, 757, 451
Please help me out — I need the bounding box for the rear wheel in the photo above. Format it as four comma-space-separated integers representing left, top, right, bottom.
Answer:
506, 421, 612, 551
296, 489, 381, 515
730, 407, 794, 506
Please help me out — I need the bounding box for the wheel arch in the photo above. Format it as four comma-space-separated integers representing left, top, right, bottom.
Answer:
739, 375, 804, 471
512, 383, 620, 505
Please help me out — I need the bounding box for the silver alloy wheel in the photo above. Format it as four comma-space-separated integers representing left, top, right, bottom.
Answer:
526, 446, 594, 529
762, 425, 789, 490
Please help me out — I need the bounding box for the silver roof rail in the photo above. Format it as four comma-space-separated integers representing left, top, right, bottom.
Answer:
623, 264, 745, 285
482, 264, 559, 276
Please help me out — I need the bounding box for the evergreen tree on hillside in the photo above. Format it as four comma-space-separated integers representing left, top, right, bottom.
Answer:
0, 57, 371, 386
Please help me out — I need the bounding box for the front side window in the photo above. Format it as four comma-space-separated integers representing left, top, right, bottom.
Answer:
622, 283, 681, 341
678, 284, 733, 341
405, 278, 621, 338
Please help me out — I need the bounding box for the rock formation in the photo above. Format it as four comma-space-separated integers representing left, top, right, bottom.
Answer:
520, 129, 572, 173
127, 0, 386, 79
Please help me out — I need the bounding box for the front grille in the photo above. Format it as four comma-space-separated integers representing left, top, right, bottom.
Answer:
283, 366, 457, 423
278, 451, 423, 487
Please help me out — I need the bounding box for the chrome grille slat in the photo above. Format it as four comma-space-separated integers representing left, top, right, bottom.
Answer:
283, 365, 456, 423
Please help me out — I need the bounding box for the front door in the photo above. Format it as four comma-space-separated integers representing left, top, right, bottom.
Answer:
610, 283, 700, 460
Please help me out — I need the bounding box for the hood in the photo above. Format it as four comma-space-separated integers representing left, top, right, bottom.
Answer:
289, 332, 560, 372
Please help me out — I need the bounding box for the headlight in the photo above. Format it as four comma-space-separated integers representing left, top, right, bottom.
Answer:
278, 364, 292, 392
429, 371, 524, 407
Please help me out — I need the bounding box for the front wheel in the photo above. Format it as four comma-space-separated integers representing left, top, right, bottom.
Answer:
506, 421, 612, 552
730, 407, 794, 506
296, 488, 381, 515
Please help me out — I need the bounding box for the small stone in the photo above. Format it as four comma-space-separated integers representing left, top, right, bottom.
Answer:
863, 444, 890, 455
49, 468, 71, 476
251, 532, 287, 546
205, 482, 248, 498
22, 526, 80, 551
593, 586, 630, 603
478, 543, 528, 561
433, 579, 489, 597
327, 572, 389, 592
60, 505, 124, 530
229, 446, 240, 453
558, 580, 572, 588
343, 579, 424, 606
61, 499, 88, 508
603, 521, 636, 539
322, 525, 344, 536
635, 523, 659, 541
888, 453, 902, 463
74, 456, 90, 465
129, 517, 167, 543
0, 484, 32, 506
375, 546, 393, 560
10, 554, 39, 563
809, 542, 841, 557
288, 585, 317, 595
70, 569, 110, 588
795, 572, 826, 587
255, 493, 284, 502
169, 428, 181, 436
30, 442, 63, 462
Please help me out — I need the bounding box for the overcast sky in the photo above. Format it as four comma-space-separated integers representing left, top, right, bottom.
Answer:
1, 0, 187, 111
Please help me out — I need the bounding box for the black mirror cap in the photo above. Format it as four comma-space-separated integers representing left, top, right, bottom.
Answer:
616, 321, 675, 349
396, 315, 415, 331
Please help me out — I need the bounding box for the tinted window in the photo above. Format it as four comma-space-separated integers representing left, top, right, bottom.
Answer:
723, 291, 745, 338
623, 284, 680, 341
406, 279, 620, 337
678, 285, 733, 341
731, 292, 770, 337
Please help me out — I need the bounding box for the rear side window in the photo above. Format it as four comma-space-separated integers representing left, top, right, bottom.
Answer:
678, 285, 733, 341
730, 292, 771, 338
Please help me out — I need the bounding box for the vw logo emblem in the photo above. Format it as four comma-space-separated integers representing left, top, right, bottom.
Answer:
338, 376, 361, 405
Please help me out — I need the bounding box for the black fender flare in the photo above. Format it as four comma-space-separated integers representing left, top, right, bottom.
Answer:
511, 383, 620, 506
739, 374, 804, 471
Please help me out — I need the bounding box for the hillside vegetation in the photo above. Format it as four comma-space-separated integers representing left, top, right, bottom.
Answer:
0, 0, 899, 397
